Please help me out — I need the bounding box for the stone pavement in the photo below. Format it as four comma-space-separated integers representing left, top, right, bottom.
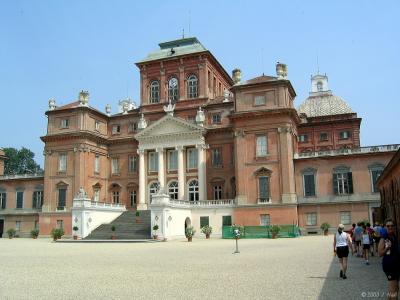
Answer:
0, 236, 388, 300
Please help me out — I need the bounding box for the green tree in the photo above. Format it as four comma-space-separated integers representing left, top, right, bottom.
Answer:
3, 147, 42, 175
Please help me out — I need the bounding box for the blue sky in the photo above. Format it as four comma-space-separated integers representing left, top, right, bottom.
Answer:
1, 0, 399, 167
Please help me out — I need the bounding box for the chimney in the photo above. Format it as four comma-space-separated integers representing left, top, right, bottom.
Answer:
232, 68, 242, 84
276, 62, 288, 80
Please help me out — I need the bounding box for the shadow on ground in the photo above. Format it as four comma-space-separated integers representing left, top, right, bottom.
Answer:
318, 253, 388, 300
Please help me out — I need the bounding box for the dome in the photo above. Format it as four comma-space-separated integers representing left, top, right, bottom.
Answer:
297, 92, 353, 117
297, 73, 354, 117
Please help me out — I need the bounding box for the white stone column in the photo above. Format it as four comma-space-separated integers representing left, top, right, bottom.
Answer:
176, 146, 185, 200
156, 148, 165, 193
137, 149, 147, 210
196, 144, 207, 201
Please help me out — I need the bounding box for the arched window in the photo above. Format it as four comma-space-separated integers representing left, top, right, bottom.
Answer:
168, 181, 178, 200
187, 75, 198, 99
188, 180, 199, 202
168, 77, 179, 102
150, 81, 160, 103
317, 81, 323, 92
149, 182, 160, 203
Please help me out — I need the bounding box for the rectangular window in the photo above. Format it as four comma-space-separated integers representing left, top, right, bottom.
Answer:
0, 192, 6, 209
130, 190, 137, 206
93, 189, 100, 202
211, 148, 223, 168
95, 120, 100, 131
258, 176, 270, 201
306, 213, 317, 226
60, 119, 69, 128
211, 113, 221, 124
260, 214, 270, 226
15, 221, 21, 231
320, 132, 328, 141
168, 150, 178, 170
148, 152, 158, 172
112, 125, 121, 135
187, 148, 198, 169
256, 135, 268, 157
303, 174, 316, 197
213, 186, 223, 200
333, 172, 353, 195
222, 215, 232, 226
340, 211, 351, 225
254, 95, 266, 106
94, 155, 100, 174
16, 191, 23, 209
58, 188, 66, 209
339, 131, 351, 139
32, 190, 43, 209
129, 122, 137, 133
371, 169, 383, 193
58, 153, 67, 172
57, 220, 64, 229
112, 191, 120, 204
299, 134, 308, 143
128, 155, 137, 173
111, 158, 119, 175
200, 216, 209, 228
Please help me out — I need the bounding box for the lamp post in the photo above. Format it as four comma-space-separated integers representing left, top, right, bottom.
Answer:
233, 228, 240, 254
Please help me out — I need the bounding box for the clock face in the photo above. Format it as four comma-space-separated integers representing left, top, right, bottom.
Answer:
169, 78, 178, 88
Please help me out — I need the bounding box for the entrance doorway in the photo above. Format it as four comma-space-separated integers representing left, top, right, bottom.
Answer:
0, 219, 4, 238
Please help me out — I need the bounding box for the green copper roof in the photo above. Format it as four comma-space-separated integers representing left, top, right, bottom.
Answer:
137, 37, 207, 63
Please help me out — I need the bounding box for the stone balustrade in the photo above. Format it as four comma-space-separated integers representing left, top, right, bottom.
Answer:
169, 199, 235, 207
0, 173, 44, 180
294, 144, 400, 159
73, 199, 125, 210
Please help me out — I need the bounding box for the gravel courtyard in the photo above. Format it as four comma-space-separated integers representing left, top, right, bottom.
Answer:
0, 236, 388, 300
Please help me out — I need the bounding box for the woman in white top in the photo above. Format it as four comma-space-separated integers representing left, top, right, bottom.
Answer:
333, 224, 353, 279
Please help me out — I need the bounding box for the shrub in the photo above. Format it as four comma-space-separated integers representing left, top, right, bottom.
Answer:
320, 223, 330, 231
153, 224, 159, 231
201, 225, 212, 235
30, 229, 39, 238
185, 226, 196, 238
50, 228, 64, 240
135, 211, 140, 217
72, 226, 79, 232
270, 225, 281, 235
111, 225, 116, 232
7, 228, 16, 238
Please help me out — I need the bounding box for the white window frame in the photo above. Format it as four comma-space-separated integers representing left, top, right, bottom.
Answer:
15, 221, 21, 231
112, 190, 120, 204
340, 211, 351, 225
254, 95, 266, 106
0, 192, 7, 209
150, 80, 160, 103
111, 158, 119, 175
306, 212, 317, 226
370, 168, 383, 193
168, 150, 178, 171
187, 75, 198, 99
93, 189, 100, 202
95, 120, 100, 131
213, 185, 223, 200
260, 214, 270, 226
149, 182, 160, 203
299, 134, 308, 143
211, 148, 222, 167
339, 131, 350, 139
94, 155, 100, 174
130, 190, 137, 206
188, 180, 199, 202
112, 125, 121, 135
256, 135, 268, 157
187, 148, 198, 169
60, 118, 69, 129
148, 152, 158, 172
212, 113, 221, 124
168, 181, 179, 200
128, 155, 137, 173
58, 153, 67, 172
168, 77, 179, 102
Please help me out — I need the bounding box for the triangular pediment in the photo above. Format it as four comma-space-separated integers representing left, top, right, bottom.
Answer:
135, 115, 205, 140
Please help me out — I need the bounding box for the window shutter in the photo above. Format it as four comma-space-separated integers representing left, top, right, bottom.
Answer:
347, 172, 353, 194
1, 194, 5, 209
333, 174, 339, 195
200, 216, 209, 228
222, 216, 232, 226
304, 174, 315, 197
32, 192, 37, 209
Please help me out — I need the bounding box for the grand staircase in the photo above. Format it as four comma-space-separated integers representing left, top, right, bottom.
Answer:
84, 210, 151, 240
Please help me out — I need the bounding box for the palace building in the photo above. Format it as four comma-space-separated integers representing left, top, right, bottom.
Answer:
0, 37, 398, 239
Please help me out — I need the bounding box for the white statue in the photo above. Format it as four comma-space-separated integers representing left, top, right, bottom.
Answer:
48, 98, 56, 111
137, 113, 147, 130
195, 106, 205, 126
105, 104, 111, 116
163, 99, 175, 116
79, 90, 89, 106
